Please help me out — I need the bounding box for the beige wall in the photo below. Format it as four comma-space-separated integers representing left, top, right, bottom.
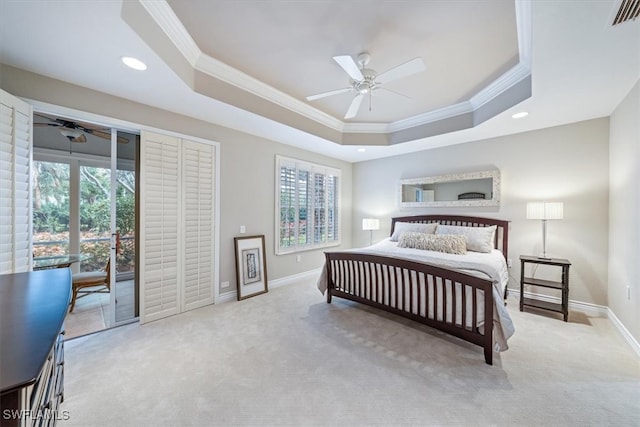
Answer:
608, 79, 640, 343
353, 118, 610, 306
0, 64, 353, 295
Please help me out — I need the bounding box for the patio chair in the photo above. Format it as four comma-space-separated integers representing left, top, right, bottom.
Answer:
69, 258, 111, 313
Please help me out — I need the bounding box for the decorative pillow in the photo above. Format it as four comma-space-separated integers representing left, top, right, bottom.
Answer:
397, 232, 467, 255
436, 224, 496, 253
390, 222, 437, 242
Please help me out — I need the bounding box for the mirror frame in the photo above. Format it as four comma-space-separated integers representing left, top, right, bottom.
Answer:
398, 170, 500, 208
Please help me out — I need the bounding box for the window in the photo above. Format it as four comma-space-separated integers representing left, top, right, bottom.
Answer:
33, 153, 136, 277
276, 155, 340, 254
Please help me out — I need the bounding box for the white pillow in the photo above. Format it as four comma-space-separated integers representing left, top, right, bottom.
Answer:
390, 222, 437, 242
436, 224, 496, 253
398, 232, 467, 255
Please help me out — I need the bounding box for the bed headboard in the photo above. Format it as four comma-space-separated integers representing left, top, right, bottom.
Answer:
390, 215, 510, 259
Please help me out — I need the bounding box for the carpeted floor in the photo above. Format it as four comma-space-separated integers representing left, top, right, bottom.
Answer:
61, 277, 640, 426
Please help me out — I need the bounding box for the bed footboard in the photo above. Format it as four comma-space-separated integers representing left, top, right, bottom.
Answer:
325, 252, 495, 365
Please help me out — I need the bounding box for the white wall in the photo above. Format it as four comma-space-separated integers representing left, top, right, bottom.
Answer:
608, 79, 640, 343
353, 118, 610, 306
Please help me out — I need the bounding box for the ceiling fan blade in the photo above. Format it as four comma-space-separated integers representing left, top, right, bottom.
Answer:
333, 55, 364, 81
86, 129, 112, 140
33, 123, 61, 127
376, 58, 426, 85
306, 87, 352, 101
344, 94, 364, 119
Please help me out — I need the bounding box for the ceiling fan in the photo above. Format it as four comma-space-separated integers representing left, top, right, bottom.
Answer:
306, 52, 426, 119
34, 113, 128, 144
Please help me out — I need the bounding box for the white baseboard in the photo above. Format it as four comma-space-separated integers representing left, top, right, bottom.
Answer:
606, 308, 640, 357
217, 290, 237, 304
509, 288, 640, 357
216, 268, 323, 305
268, 268, 323, 289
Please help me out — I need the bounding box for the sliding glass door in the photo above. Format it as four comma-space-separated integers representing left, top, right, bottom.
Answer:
33, 115, 138, 336
114, 133, 137, 323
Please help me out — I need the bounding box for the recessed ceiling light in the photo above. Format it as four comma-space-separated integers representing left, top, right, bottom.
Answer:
121, 56, 147, 71
357, 148, 366, 152
512, 111, 528, 119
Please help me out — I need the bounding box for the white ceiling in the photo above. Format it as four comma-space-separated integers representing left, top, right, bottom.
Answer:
167, 0, 519, 123
0, 0, 638, 163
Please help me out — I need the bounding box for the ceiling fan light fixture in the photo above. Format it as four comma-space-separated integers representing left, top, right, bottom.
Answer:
59, 128, 85, 142
307, 52, 425, 119
121, 56, 147, 71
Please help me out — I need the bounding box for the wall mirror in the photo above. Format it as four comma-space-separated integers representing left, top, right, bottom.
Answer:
399, 170, 500, 208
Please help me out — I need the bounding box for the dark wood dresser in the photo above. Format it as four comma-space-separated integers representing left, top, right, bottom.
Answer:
0, 269, 71, 426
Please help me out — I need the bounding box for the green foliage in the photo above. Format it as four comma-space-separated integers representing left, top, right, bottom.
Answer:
33, 161, 136, 272
33, 203, 69, 233
34, 163, 135, 234
116, 191, 135, 235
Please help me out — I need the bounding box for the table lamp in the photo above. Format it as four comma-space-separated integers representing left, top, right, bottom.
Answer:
362, 218, 380, 246
526, 202, 563, 259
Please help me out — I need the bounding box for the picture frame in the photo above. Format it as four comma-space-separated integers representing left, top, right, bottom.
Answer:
234, 235, 268, 300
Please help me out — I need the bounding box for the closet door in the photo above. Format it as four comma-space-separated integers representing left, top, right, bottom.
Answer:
139, 131, 181, 323
182, 139, 215, 311
0, 89, 32, 274
140, 131, 217, 324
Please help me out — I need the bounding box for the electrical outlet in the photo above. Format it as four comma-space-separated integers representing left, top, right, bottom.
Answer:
507, 258, 513, 268
240, 225, 245, 234
221, 281, 230, 289
296, 255, 301, 263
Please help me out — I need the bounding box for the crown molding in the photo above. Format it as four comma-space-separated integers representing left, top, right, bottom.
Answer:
139, 0, 200, 66
389, 101, 474, 132
515, 0, 532, 67
195, 54, 344, 131
469, 63, 531, 110
139, 0, 531, 138
342, 122, 391, 133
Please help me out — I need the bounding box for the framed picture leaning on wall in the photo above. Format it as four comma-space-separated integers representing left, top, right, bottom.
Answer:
234, 235, 268, 300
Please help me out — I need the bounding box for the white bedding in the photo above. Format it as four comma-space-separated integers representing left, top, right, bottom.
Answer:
317, 237, 515, 351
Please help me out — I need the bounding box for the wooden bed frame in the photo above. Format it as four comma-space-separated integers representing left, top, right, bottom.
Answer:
324, 215, 510, 365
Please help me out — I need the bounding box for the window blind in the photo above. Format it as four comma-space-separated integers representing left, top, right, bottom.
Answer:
275, 155, 340, 254
0, 89, 32, 274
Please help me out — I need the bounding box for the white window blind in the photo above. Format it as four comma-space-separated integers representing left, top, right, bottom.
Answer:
140, 131, 217, 324
276, 155, 340, 254
0, 89, 32, 274
182, 139, 215, 311
140, 131, 181, 323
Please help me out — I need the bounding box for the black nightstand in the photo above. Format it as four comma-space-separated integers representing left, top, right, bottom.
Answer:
519, 255, 571, 321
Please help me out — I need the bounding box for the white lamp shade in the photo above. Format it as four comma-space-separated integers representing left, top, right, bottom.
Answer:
526, 202, 564, 220
362, 218, 380, 231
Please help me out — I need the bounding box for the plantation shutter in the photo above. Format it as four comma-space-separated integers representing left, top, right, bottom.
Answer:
140, 131, 181, 323
0, 89, 32, 274
140, 131, 217, 324
182, 139, 215, 311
